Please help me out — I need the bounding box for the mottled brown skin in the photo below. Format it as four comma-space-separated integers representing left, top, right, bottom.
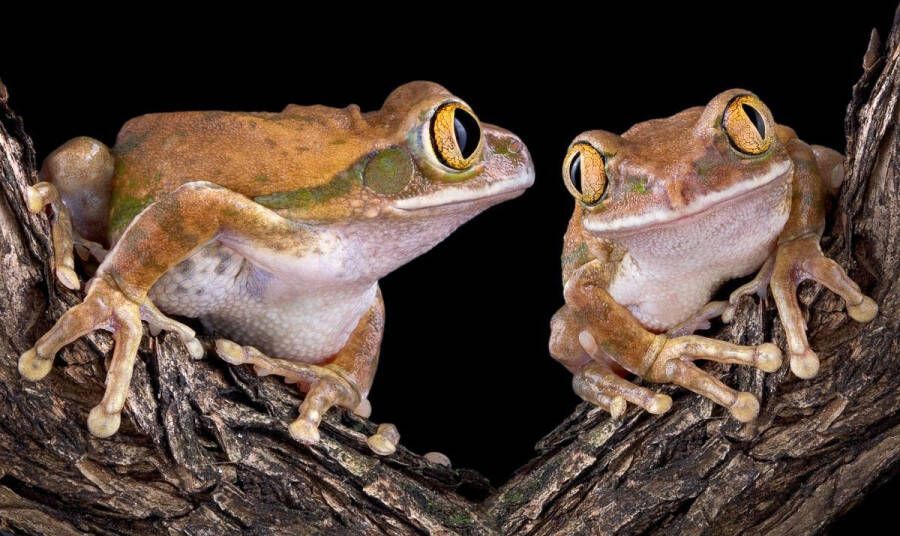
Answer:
550, 89, 877, 421
19, 82, 535, 453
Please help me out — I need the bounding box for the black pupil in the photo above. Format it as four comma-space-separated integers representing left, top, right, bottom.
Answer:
742, 103, 766, 139
569, 154, 582, 193
453, 109, 480, 159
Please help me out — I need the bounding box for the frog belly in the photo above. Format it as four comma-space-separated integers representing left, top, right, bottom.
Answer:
148, 242, 377, 362
607, 176, 790, 332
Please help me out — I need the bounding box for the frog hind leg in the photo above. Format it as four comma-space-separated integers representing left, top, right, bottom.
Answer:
769, 141, 877, 379
21, 180, 318, 438
28, 137, 114, 289
215, 291, 399, 455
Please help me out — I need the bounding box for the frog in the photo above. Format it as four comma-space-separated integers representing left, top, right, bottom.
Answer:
549, 89, 877, 422
18, 81, 534, 454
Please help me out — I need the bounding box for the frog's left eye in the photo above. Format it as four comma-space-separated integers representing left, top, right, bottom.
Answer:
563, 143, 607, 205
723, 95, 774, 155
431, 102, 483, 170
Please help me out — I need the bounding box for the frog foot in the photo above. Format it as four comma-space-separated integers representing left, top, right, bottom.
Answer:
215, 339, 395, 454
643, 335, 782, 422
722, 256, 775, 323
578, 331, 782, 422
769, 234, 878, 379
26, 181, 79, 290
18, 274, 144, 437
139, 300, 204, 359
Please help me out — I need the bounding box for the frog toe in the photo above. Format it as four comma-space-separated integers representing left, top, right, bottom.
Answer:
847, 295, 878, 323
730, 392, 761, 423
140, 300, 204, 358
353, 398, 372, 419
18, 348, 53, 381
367, 423, 399, 456
789, 348, 820, 379
56, 265, 80, 290
87, 405, 122, 438
288, 418, 320, 444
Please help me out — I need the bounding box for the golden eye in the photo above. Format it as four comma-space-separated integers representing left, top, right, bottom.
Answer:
431, 102, 483, 170
723, 95, 774, 155
563, 142, 607, 205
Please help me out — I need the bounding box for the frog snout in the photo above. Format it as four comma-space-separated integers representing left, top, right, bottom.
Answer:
482, 124, 535, 190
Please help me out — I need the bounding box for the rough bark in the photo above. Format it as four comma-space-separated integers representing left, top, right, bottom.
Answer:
0, 10, 897, 535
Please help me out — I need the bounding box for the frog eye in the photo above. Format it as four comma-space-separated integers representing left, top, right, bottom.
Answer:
722, 95, 774, 155
431, 102, 483, 170
563, 143, 607, 205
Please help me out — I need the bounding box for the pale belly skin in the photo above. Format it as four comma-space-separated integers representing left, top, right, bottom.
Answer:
151, 243, 379, 362
608, 173, 790, 331
550, 89, 878, 424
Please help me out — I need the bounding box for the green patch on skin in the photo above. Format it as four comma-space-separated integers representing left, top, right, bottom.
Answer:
330, 139, 347, 146
113, 132, 148, 157
254, 174, 270, 184
108, 193, 155, 234
253, 165, 361, 210
363, 146, 414, 195
561, 242, 591, 269
629, 176, 649, 194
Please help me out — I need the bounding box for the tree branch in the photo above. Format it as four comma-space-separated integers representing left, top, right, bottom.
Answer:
0, 8, 897, 535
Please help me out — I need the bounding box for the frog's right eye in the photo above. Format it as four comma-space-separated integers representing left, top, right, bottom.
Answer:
430, 102, 483, 170
563, 143, 607, 205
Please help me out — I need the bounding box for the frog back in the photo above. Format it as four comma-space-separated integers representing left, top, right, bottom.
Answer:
107, 106, 382, 239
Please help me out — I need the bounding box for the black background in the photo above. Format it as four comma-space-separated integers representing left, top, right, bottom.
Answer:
3, 4, 897, 531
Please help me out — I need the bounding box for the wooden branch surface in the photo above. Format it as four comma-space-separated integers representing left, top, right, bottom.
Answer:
0, 9, 897, 535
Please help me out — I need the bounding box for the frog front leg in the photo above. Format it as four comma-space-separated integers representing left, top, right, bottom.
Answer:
551, 261, 782, 421
767, 141, 877, 378
19, 181, 324, 437
215, 292, 399, 455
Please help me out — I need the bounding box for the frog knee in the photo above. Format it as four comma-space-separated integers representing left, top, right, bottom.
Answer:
41, 136, 114, 242
810, 144, 845, 192
549, 307, 585, 362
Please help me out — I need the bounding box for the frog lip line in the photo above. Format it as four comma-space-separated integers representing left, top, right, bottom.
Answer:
583, 159, 792, 234
391, 169, 535, 211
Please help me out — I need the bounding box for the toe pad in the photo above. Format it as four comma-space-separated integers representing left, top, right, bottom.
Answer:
18, 348, 53, 381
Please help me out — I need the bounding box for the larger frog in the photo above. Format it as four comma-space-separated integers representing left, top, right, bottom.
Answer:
19, 81, 534, 453
550, 89, 877, 421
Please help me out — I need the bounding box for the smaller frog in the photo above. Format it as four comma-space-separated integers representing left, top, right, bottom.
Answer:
19, 82, 534, 453
550, 89, 877, 421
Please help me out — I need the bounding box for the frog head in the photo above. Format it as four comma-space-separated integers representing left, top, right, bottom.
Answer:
562, 89, 792, 254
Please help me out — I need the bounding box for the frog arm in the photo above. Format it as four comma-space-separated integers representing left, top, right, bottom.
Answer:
768, 140, 878, 378
19, 181, 324, 438
551, 260, 781, 421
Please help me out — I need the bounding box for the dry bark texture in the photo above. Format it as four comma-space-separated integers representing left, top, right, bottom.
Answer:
0, 10, 897, 535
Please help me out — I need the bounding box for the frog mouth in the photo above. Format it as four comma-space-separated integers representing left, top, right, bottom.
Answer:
583, 160, 792, 234
392, 169, 534, 211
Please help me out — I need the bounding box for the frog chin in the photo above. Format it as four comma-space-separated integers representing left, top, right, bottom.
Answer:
583, 159, 792, 236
